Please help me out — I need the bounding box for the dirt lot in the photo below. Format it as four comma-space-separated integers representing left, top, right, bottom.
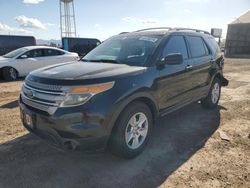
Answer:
0, 58, 249, 188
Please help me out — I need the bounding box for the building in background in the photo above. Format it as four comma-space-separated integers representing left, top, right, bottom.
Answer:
0, 35, 36, 56
225, 10, 250, 57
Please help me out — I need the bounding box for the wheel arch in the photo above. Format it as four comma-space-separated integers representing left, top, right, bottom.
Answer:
107, 92, 159, 138
212, 72, 228, 86
0, 66, 19, 76
131, 97, 158, 123
0, 66, 19, 81
107, 93, 159, 149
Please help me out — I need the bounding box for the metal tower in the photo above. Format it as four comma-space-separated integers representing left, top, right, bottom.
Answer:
60, 0, 77, 38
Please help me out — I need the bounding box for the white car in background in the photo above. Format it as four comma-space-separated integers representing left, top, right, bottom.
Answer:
0, 46, 79, 81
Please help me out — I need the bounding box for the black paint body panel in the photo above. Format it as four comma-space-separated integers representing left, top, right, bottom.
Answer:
20, 30, 228, 150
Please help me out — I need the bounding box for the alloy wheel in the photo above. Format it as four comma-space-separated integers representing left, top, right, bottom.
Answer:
125, 112, 148, 149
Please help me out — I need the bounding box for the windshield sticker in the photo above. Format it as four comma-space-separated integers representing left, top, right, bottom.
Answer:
139, 36, 158, 43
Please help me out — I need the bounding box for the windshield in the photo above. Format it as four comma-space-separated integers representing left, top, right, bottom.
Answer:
3, 47, 28, 58
83, 35, 162, 66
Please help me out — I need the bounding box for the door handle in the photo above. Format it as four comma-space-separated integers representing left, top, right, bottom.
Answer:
186, 65, 193, 70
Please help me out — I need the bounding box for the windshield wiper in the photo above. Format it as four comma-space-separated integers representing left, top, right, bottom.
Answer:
2, 55, 10, 58
82, 59, 121, 64
81, 58, 88, 62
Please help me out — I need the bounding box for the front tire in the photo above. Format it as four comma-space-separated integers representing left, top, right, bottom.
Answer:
201, 78, 221, 109
3, 67, 18, 81
109, 102, 153, 159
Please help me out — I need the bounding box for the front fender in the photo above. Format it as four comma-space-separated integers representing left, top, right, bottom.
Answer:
0, 62, 9, 69
104, 89, 159, 135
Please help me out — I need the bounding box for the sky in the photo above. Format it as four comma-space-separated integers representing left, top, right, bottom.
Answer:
0, 0, 249, 40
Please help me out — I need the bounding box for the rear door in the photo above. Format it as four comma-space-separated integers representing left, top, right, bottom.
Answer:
43, 49, 68, 66
185, 35, 212, 98
157, 35, 194, 110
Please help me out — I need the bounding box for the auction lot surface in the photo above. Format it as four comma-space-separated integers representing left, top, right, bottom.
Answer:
0, 59, 249, 188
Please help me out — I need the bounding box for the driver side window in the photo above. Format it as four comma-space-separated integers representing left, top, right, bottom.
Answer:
163, 36, 188, 59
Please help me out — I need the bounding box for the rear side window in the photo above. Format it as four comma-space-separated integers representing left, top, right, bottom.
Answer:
203, 42, 210, 55
186, 36, 207, 58
44, 49, 65, 56
208, 37, 221, 54
163, 36, 188, 59
25, 49, 43, 58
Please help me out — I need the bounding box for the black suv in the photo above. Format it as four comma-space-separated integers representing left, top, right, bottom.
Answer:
20, 28, 228, 158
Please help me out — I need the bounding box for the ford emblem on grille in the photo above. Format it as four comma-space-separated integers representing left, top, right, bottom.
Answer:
26, 90, 36, 99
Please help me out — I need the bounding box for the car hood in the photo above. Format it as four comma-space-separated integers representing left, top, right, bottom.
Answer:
0, 56, 9, 63
30, 62, 147, 80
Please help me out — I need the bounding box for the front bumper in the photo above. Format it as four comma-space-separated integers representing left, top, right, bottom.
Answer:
19, 100, 110, 151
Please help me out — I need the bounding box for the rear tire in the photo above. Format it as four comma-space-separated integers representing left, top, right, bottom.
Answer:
3, 67, 18, 81
201, 78, 221, 109
109, 102, 153, 159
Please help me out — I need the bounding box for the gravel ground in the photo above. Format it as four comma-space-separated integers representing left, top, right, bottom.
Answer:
0, 58, 249, 188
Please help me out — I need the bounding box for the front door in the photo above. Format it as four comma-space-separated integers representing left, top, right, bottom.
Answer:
16, 49, 45, 75
157, 35, 194, 110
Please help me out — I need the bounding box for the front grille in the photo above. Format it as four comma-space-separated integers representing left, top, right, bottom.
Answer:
25, 79, 63, 92
21, 81, 67, 114
22, 84, 64, 105
22, 95, 50, 112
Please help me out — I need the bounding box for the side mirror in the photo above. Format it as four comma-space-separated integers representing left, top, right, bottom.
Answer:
159, 53, 183, 66
19, 55, 28, 59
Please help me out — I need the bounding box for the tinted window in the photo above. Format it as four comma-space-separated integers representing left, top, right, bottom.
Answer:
24, 49, 43, 58
163, 36, 188, 59
208, 37, 221, 54
186, 36, 206, 58
44, 49, 64, 56
203, 41, 210, 55
58, 50, 65, 55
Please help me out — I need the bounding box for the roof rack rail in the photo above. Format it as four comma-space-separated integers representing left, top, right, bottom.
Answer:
119, 32, 130, 35
136, 27, 172, 32
173, 27, 210, 35
135, 27, 210, 35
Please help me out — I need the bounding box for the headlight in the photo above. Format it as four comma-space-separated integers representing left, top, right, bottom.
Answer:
60, 81, 115, 107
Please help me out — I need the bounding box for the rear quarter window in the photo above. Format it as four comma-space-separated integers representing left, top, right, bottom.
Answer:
44, 49, 65, 56
207, 37, 221, 54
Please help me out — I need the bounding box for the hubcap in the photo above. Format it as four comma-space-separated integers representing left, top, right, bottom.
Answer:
9, 68, 16, 80
125, 112, 148, 149
211, 83, 220, 104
